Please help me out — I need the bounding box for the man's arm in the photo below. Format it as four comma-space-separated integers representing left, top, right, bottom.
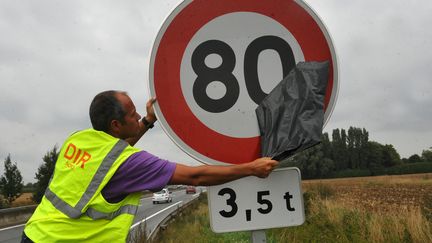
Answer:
126, 98, 157, 146
169, 157, 278, 186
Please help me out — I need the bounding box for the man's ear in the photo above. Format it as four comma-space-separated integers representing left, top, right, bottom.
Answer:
110, 120, 121, 134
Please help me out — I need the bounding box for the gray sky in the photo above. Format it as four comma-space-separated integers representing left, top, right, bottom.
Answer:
0, 0, 431, 183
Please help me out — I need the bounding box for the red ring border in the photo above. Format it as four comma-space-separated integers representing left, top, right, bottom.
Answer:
153, 0, 335, 164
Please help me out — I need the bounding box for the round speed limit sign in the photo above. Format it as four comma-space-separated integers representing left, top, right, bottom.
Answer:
149, 0, 338, 165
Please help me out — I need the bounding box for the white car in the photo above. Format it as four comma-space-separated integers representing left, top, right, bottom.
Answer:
152, 188, 172, 204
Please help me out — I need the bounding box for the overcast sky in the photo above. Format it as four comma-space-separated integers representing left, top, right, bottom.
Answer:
1, 0, 431, 183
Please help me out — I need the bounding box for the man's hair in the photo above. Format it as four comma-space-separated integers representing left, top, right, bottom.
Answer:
89, 90, 127, 132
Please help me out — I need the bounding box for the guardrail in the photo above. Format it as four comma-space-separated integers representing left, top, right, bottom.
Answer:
0, 205, 37, 228
1, 190, 203, 241
128, 193, 201, 242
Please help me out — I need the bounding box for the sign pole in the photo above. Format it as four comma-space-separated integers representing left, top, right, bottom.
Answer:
251, 230, 267, 243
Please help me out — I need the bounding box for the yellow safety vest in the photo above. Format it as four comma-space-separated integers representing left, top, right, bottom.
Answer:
25, 129, 142, 242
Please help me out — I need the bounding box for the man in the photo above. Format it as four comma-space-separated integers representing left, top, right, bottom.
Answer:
22, 90, 278, 242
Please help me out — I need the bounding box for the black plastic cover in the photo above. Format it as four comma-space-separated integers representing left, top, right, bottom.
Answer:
255, 61, 330, 161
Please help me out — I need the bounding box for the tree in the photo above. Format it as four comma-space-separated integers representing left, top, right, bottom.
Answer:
422, 149, 432, 163
23, 182, 36, 193
381, 144, 401, 167
321, 132, 332, 159
0, 154, 23, 206
407, 154, 422, 163
291, 145, 334, 179
359, 128, 369, 168
332, 129, 347, 170
347, 127, 358, 169
366, 141, 384, 174
33, 146, 59, 203
320, 158, 335, 178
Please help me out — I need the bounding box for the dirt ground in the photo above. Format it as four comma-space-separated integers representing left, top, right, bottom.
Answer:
302, 173, 432, 212
11, 192, 35, 207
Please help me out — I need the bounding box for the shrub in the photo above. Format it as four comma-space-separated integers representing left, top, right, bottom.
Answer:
0, 195, 9, 209
330, 169, 372, 178
385, 162, 432, 175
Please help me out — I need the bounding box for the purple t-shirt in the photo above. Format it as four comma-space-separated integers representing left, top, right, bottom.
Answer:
101, 151, 176, 203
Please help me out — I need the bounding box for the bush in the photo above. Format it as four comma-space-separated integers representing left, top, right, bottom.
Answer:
329, 169, 372, 178
22, 184, 36, 193
384, 162, 432, 175
0, 195, 9, 209
326, 163, 432, 179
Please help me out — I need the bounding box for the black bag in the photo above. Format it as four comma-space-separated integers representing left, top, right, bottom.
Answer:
255, 61, 329, 161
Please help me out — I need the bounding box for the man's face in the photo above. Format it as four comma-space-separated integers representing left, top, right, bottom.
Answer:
115, 93, 142, 139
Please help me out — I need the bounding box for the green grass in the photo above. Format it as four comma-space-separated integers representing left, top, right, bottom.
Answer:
148, 191, 432, 243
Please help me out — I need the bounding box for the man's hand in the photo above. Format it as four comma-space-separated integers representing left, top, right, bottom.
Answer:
247, 157, 279, 178
145, 97, 157, 123
125, 97, 157, 146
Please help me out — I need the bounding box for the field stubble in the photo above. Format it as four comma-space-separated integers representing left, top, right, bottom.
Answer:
153, 173, 432, 243
303, 173, 432, 213
299, 173, 432, 243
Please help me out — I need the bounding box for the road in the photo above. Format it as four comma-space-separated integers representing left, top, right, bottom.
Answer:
0, 189, 201, 243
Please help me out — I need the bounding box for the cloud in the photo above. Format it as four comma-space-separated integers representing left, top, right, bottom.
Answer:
309, 0, 432, 156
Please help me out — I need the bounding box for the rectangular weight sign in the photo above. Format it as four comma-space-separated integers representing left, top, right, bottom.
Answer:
208, 167, 305, 233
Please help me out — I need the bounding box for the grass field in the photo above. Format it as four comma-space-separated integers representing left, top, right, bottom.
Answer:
151, 173, 432, 243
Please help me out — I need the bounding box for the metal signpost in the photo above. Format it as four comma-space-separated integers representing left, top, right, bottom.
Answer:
149, 0, 338, 241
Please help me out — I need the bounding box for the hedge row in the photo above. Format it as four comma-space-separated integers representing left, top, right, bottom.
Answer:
328, 162, 432, 178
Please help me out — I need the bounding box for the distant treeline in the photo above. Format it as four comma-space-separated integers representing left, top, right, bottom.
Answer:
284, 126, 432, 179
2, 126, 432, 208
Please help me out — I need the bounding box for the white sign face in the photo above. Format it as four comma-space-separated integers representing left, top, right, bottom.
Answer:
180, 12, 305, 138
208, 168, 305, 233
149, 0, 338, 165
